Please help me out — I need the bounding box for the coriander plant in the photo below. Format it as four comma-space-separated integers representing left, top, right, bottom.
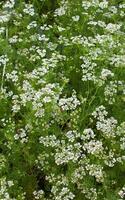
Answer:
0, 0, 125, 200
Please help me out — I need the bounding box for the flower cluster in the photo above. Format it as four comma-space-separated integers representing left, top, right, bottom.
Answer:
58, 92, 80, 111
0, 0, 125, 199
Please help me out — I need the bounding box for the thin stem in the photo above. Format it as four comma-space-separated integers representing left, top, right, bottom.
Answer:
80, 84, 100, 127
1, 26, 8, 93
1, 63, 6, 92
87, 85, 100, 109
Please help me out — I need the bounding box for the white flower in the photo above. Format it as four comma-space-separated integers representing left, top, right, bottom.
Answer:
43, 96, 51, 103
7, 181, 14, 187
37, 34, 49, 41
23, 4, 35, 16
72, 15, 80, 21
12, 104, 20, 113
0, 55, 9, 66
14, 134, 19, 140
3, 0, 15, 9
20, 129, 26, 138
54, 0, 68, 16
33, 190, 44, 199
58, 26, 65, 32
100, 69, 114, 80
105, 23, 121, 33
84, 140, 103, 155
82, 128, 95, 140
58, 92, 80, 111
99, 0, 108, 9
0, 27, 5, 34
81, 58, 97, 82
118, 187, 125, 198
27, 21, 37, 29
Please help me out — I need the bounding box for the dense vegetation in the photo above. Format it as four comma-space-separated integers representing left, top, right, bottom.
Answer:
0, 0, 125, 199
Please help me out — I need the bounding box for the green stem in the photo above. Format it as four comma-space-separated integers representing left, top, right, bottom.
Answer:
1, 26, 8, 93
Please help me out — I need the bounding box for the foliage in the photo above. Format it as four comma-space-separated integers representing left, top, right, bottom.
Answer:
0, 0, 125, 199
